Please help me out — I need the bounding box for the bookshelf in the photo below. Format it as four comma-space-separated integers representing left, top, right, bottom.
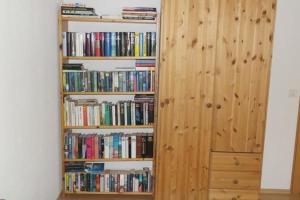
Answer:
58, 11, 159, 198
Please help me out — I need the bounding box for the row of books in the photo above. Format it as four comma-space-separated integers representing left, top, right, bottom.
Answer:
122, 7, 157, 21
63, 70, 155, 93
65, 168, 152, 193
65, 132, 153, 160
64, 96, 154, 126
62, 32, 156, 57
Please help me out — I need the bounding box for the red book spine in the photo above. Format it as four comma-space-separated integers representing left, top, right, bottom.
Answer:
96, 174, 100, 192
136, 136, 142, 158
86, 136, 92, 159
94, 136, 99, 159
91, 136, 95, 159
83, 106, 88, 126
95, 32, 101, 56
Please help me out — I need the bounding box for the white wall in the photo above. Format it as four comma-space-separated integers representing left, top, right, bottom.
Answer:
0, 1, 299, 199
0, 1, 61, 200
262, 0, 300, 190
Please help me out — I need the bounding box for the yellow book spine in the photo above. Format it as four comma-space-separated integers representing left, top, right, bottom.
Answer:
135, 32, 139, 57
65, 173, 69, 191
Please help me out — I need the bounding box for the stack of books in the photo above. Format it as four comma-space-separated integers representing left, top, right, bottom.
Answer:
122, 7, 157, 20
61, 3, 97, 16
64, 132, 154, 159
136, 60, 156, 68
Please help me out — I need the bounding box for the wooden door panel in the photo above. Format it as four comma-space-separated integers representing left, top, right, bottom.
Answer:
212, 0, 277, 153
155, 0, 219, 199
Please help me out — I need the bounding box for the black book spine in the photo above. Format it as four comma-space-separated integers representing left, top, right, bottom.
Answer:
100, 136, 104, 158
128, 137, 131, 158
100, 32, 105, 56
121, 32, 126, 56
147, 32, 151, 57
85, 33, 91, 56
116, 32, 120, 56
109, 104, 113, 125
120, 102, 125, 125
147, 136, 153, 158
71, 32, 76, 56
66, 32, 71, 56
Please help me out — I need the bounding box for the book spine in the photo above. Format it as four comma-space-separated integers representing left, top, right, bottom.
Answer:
151, 32, 156, 56
131, 136, 136, 158
130, 32, 135, 56
143, 33, 147, 57
95, 32, 101, 56
139, 33, 143, 57
62, 32, 67, 56
111, 32, 116, 56
91, 32, 96, 56
135, 32, 139, 57
147, 32, 151, 57
104, 32, 111, 56
116, 32, 120, 56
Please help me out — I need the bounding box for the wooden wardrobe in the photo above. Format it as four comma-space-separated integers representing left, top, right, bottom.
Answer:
155, 0, 277, 200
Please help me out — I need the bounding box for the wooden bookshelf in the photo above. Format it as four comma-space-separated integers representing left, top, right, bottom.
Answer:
63, 56, 156, 60
63, 91, 155, 96
61, 15, 157, 24
63, 125, 154, 129
64, 158, 153, 162
59, 9, 159, 197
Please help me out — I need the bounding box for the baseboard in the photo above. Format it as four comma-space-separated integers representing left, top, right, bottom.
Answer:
261, 189, 291, 195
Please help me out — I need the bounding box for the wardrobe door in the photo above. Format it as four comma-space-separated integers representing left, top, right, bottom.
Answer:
209, 0, 277, 199
155, 0, 219, 199
212, 0, 277, 153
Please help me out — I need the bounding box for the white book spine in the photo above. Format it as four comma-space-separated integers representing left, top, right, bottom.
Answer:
112, 105, 116, 125
104, 136, 109, 159
71, 101, 76, 126
120, 174, 125, 188
131, 136, 136, 158
62, 32, 67, 56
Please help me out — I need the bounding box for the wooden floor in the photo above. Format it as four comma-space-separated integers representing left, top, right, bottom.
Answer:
59, 193, 300, 200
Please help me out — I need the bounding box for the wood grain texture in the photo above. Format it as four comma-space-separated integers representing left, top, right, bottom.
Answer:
212, 0, 277, 153
211, 152, 261, 172
291, 100, 300, 194
209, 189, 259, 200
155, 0, 219, 200
210, 171, 261, 190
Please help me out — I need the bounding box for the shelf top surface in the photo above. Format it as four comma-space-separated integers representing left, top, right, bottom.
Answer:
61, 15, 157, 24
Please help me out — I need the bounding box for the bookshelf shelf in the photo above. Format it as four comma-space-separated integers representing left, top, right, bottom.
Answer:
64, 125, 154, 129
64, 158, 153, 162
63, 91, 155, 96
61, 15, 157, 24
64, 191, 153, 196
63, 56, 156, 60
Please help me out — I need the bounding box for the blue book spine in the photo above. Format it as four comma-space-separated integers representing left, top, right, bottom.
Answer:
139, 33, 143, 56
111, 32, 116, 56
104, 32, 111, 56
